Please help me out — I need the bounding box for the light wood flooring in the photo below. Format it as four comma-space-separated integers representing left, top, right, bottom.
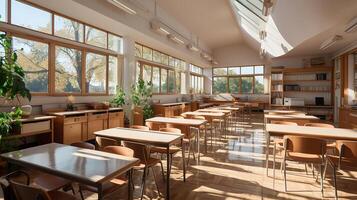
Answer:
3, 113, 357, 199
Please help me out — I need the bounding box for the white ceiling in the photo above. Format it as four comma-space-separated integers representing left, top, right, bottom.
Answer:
157, 0, 243, 50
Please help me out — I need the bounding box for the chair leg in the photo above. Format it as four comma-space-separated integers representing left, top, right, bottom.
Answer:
273, 142, 276, 182
150, 167, 161, 197
79, 187, 85, 200
320, 164, 324, 195
169, 154, 173, 175
284, 160, 287, 192
140, 167, 147, 200
332, 166, 338, 200
159, 161, 165, 182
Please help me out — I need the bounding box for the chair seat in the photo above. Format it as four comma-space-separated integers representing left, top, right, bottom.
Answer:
33, 174, 71, 191
151, 146, 180, 154
48, 190, 77, 200
328, 155, 357, 169
285, 151, 323, 163
80, 176, 127, 195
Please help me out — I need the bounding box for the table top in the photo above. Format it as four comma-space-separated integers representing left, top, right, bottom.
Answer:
0, 143, 139, 185
264, 110, 306, 115
214, 106, 240, 111
182, 111, 226, 117
197, 109, 232, 114
264, 114, 319, 120
19, 115, 56, 123
95, 127, 184, 147
48, 108, 122, 116
154, 102, 190, 106
146, 117, 207, 126
266, 124, 357, 140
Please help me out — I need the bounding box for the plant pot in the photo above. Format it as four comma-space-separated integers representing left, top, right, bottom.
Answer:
20, 105, 32, 117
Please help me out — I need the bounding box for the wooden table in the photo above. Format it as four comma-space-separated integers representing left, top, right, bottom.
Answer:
264, 110, 306, 115
264, 113, 319, 125
145, 117, 207, 163
265, 124, 357, 175
94, 127, 185, 200
0, 143, 139, 200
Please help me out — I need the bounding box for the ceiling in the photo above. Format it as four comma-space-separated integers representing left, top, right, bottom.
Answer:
157, 0, 243, 50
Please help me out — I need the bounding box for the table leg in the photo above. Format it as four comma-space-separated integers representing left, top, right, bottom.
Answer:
181, 138, 186, 182
97, 184, 103, 200
210, 122, 213, 149
166, 146, 170, 200
266, 133, 270, 176
127, 170, 133, 200
197, 128, 200, 164
204, 124, 207, 154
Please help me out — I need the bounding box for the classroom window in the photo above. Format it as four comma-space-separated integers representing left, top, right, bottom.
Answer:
0, 0, 6, 22
168, 70, 175, 93
241, 77, 253, 93
142, 46, 152, 61
13, 37, 49, 93
161, 69, 167, 93
135, 43, 142, 57
55, 46, 82, 93
108, 56, 118, 95
213, 68, 227, 76
11, 0, 52, 34
54, 15, 84, 42
143, 64, 151, 83
85, 25, 107, 49
108, 34, 123, 53
213, 77, 227, 93
152, 67, 160, 93
254, 75, 264, 94
229, 77, 240, 94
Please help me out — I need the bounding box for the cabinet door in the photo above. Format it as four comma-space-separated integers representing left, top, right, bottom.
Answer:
108, 112, 124, 128
87, 120, 104, 140
63, 123, 82, 144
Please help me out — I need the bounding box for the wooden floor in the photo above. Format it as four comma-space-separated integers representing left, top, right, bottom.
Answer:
2, 113, 357, 199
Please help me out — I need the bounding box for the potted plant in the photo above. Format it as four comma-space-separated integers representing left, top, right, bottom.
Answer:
0, 31, 31, 152
110, 86, 126, 108
130, 78, 153, 125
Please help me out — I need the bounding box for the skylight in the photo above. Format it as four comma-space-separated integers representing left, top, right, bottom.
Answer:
234, 0, 266, 22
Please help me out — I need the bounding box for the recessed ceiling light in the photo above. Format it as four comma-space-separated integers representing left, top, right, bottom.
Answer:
107, 0, 136, 15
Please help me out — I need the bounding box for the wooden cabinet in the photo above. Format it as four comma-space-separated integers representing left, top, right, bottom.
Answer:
339, 107, 357, 129
51, 108, 124, 144
153, 102, 191, 117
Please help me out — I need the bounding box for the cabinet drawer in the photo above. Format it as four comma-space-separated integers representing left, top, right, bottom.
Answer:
64, 116, 87, 124
63, 123, 82, 144
22, 120, 51, 134
88, 113, 108, 121
109, 111, 122, 118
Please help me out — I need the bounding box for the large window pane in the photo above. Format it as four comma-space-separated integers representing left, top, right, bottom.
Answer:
11, 0, 52, 34
142, 46, 152, 61
55, 46, 82, 93
85, 26, 107, 48
168, 70, 175, 93
161, 54, 168, 65
143, 64, 151, 83
135, 62, 140, 82
255, 66, 264, 74
229, 77, 240, 94
86, 53, 106, 93
180, 72, 186, 94
241, 66, 254, 75
13, 37, 48, 93
108, 56, 118, 95
152, 67, 160, 93
135, 43, 142, 57
213, 68, 227, 76
241, 77, 253, 93
0, 0, 6, 22
228, 67, 240, 75
108, 34, 123, 53
213, 77, 227, 93
54, 15, 83, 42
168, 56, 175, 67
175, 72, 181, 94
161, 69, 167, 93
254, 75, 264, 94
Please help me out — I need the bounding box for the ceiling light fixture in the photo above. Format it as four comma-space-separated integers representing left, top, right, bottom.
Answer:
345, 17, 357, 33
212, 60, 218, 65
262, 0, 274, 16
168, 34, 185, 45
187, 44, 199, 52
107, 0, 136, 15
150, 20, 170, 35
320, 35, 343, 50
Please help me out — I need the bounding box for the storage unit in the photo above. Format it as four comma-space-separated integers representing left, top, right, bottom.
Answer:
153, 102, 191, 117
50, 108, 124, 144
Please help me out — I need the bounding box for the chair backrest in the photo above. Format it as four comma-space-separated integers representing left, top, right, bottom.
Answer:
145, 122, 162, 131
284, 135, 326, 155
159, 127, 181, 134
96, 136, 119, 151
10, 180, 50, 200
71, 142, 95, 150
271, 121, 298, 126
130, 125, 150, 131
336, 140, 357, 159
123, 142, 149, 164
0, 171, 30, 200
304, 123, 334, 128
103, 146, 134, 157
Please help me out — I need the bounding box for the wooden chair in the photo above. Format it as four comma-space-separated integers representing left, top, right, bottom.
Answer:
0, 170, 76, 200
123, 141, 165, 199
96, 136, 119, 151
131, 125, 150, 131
76, 146, 134, 200
304, 123, 336, 152
283, 135, 326, 194
327, 140, 357, 199
271, 121, 298, 178
145, 121, 163, 131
